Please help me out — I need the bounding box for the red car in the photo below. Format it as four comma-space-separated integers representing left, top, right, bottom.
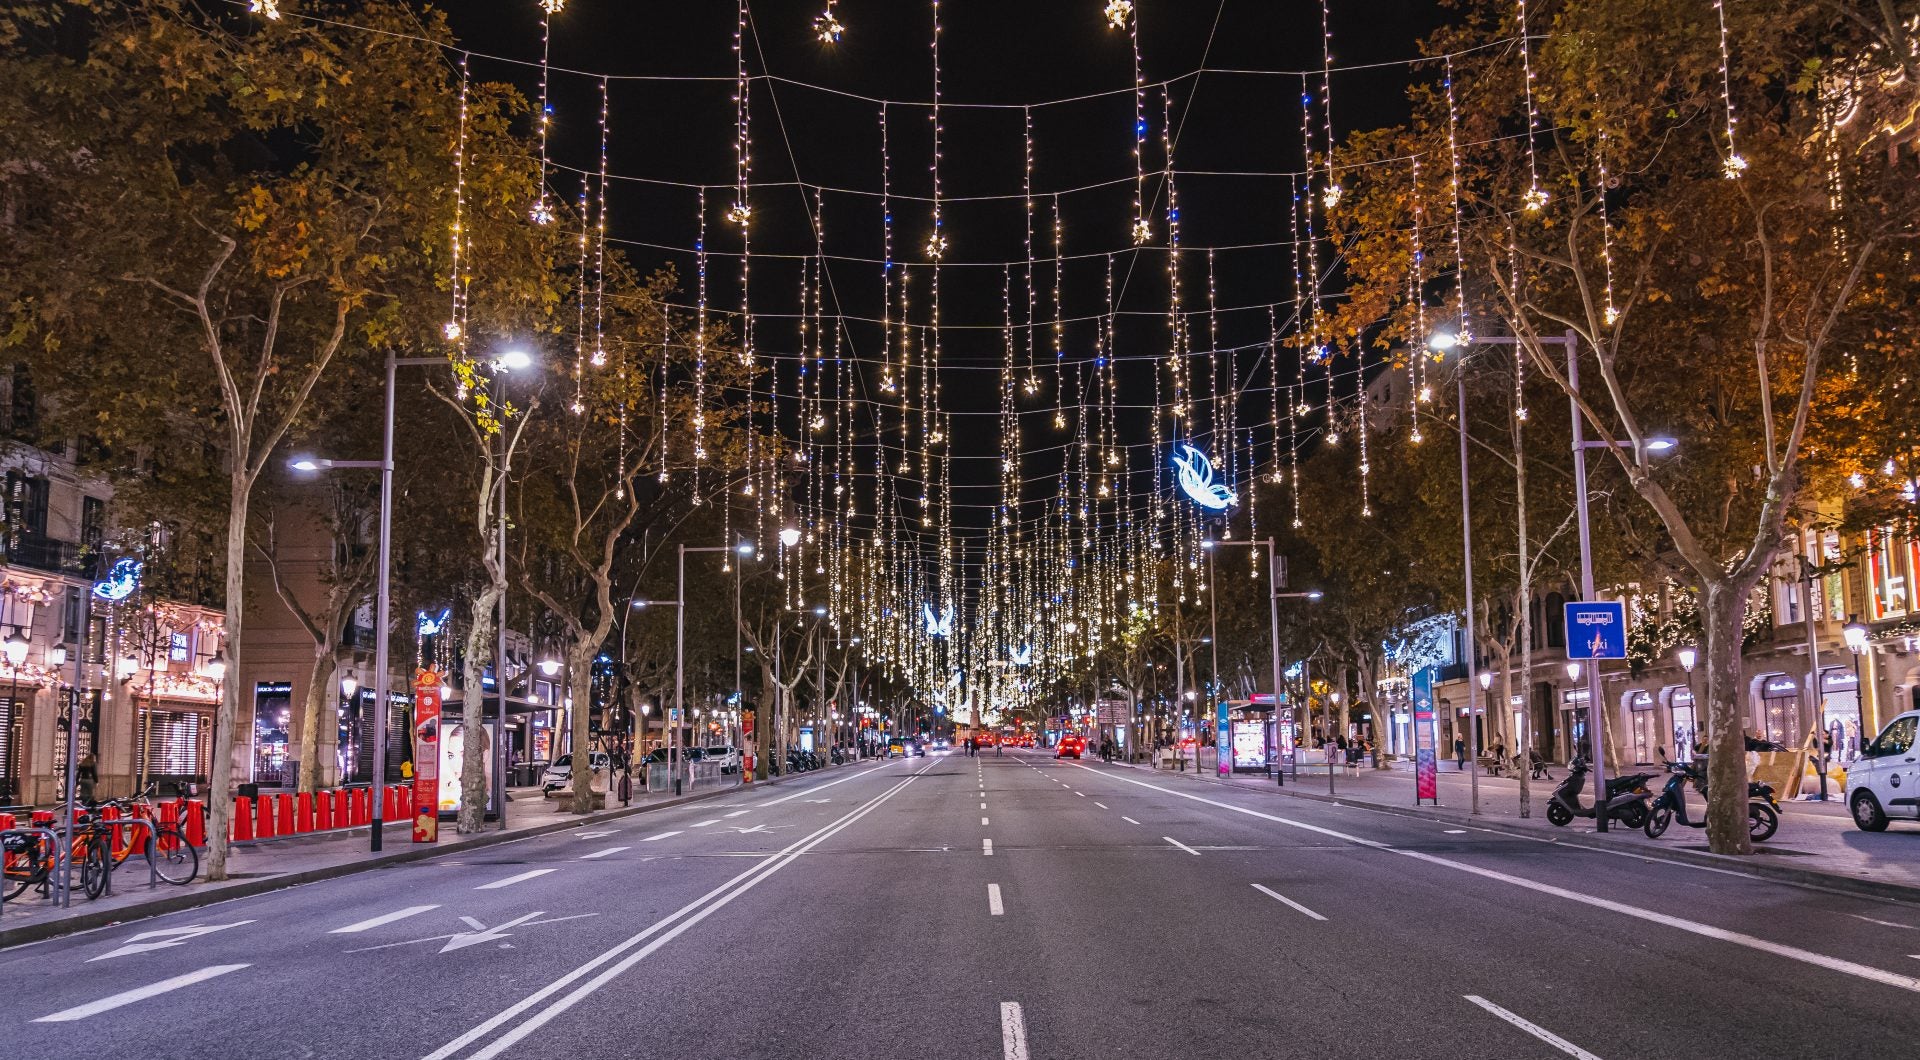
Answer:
1055, 736, 1085, 759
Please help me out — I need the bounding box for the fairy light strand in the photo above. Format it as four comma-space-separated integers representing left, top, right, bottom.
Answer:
1712, 0, 1747, 177
531, 3, 556, 226
444, 53, 470, 348
1319, 0, 1342, 209
1516, 0, 1547, 210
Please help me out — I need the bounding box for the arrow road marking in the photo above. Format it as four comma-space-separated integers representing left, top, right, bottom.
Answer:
331, 906, 440, 935
442, 912, 547, 953
476, 869, 556, 890
343, 914, 599, 955
87, 921, 257, 962
35, 965, 251, 1023
729, 824, 786, 835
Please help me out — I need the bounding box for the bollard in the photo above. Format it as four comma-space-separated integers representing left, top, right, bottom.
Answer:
232, 797, 254, 841
183, 799, 207, 848
357, 788, 372, 826
316, 789, 334, 830
255, 794, 276, 839
276, 793, 295, 836
296, 791, 316, 833
0, 812, 13, 831
333, 788, 351, 827
157, 801, 179, 852
382, 785, 398, 823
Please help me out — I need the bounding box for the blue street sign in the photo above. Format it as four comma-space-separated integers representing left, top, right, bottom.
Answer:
1564, 601, 1628, 660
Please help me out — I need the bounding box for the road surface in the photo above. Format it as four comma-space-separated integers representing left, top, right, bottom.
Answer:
3, 750, 1918, 1058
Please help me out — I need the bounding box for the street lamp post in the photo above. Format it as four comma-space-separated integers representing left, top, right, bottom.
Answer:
1678, 646, 1698, 761
1843, 619, 1874, 744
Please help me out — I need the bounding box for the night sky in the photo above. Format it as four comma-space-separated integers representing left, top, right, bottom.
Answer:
436, 0, 1449, 561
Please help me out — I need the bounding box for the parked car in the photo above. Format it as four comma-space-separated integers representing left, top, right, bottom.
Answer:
542, 752, 610, 794
1847, 711, 1920, 832
703, 746, 742, 773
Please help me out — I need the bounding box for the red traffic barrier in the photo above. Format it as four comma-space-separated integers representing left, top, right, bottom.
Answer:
296, 791, 315, 833
182, 799, 206, 848
381, 785, 398, 822
232, 797, 254, 841
156, 801, 179, 852
30, 809, 53, 827
254, 794, 275, 839
356, 787, 372, 826
316, 789, 334, 830
276, 793, 295, 836
0, 811, 15, 831
334, 788, 351, 827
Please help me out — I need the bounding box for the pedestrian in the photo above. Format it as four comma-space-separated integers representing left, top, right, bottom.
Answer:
1454, 737, 1467, 771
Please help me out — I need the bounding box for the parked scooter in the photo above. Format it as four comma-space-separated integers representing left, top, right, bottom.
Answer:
1643, 750, 1779, 842
1545, 755, 1657, 829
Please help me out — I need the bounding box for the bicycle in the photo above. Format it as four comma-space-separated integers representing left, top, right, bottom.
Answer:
97, 785, 198, 885
3, 813, 112, 901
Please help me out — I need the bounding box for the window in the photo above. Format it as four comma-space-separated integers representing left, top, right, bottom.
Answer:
4, 365, 37, 439
1545, 593, 1566, 649
4, 471, 49, 543
80, 496, 106, 555
1868, 527, 1914, 621
62, 587, 83, 643
1865, 716, 1916, 759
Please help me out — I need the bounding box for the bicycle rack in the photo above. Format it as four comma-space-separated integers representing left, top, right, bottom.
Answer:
1, 827, 66, 915
99, 817, 160, 897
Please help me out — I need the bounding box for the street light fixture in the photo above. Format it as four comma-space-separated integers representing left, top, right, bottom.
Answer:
1565, 662, 1582, 682
1479, 671, 1493, 691
779, 527, 802, 548
496, 348, 533, 372
2, 630, 27, 667
1677, 647, 1698, 674
341, 675, 359, 697
47, 644, 66, 667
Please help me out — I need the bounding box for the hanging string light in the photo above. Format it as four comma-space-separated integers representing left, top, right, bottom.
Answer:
926, 0, 948, 261
1117, 2, 1150, 245
730, 0, 753, 230
571, 176, 591, 415
1516, 0, 1548, 211
1051, 194, 1067, 432
1594, 125, 1620, 326
591, 77, 610, 368
530, 1, 557, 226
880, 104, 896, 395
444, 53, 471, 347
1408, 151, 1428, 439
693, 186, 709, 472
1444, 55, 1472, 346
1318, 0, 1342, 209
814, 0, 844, 43
248, 0, 281, 20
1356, 341, 1372, 517
1712, 0, 1746, 177
1023, 106, 1041, 397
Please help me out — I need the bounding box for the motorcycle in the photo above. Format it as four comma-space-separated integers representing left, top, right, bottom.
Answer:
1644, 751, 1778, 842
1545, 755, 1656, 830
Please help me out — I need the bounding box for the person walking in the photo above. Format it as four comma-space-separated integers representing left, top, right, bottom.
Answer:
1454, 737, 1467, 772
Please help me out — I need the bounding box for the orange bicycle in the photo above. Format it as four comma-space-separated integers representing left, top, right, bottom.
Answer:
98, 786, 198, 885
3, 813, 111, 900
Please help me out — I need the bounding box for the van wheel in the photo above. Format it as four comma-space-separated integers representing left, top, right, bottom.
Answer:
1851, 791, 1889, 833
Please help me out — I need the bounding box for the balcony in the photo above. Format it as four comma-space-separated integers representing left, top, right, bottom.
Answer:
0, 535, 95, 576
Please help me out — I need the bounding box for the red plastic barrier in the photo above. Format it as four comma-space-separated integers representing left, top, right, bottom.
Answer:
381, 785, 398, 822
232, 797, 254, 841
355, 788, 371, 826
0, 811, 15, 831
334, 788, 351, 827
182, 799, 206, 848
316, 790, 334, 830
275, 793, 294, 836
255, 795, 276, 839
30, 809, 53, 827
296, 792, 315, 833
156, 801, 179, 852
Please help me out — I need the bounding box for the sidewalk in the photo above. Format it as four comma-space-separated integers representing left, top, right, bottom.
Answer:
1129, 756, 1920, 901
0, 768, 810, 948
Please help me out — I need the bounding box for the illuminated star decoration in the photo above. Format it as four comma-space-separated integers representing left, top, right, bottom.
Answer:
92, 558, 144, 602
1171, 443, 1237, 511
1104, 1, 1134, 29
249, 0, 281, 17
814, 1, 843, 43
922, 602, 956, 639
539, 0, 566, 13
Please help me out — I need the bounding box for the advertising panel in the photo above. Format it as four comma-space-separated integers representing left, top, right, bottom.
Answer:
1230, 721, 1266, 770
412, 671, 441, 843
438, 718, 496, 817
1216, 700, 1232, 776
1412, 668, 1438, 803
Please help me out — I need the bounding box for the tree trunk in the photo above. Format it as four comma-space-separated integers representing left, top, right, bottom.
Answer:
568, 647, 598, 814
205, 470, 251, 881
457, 583, 499, 834
297, 650, 334, 796
1702, 579, 1753, 855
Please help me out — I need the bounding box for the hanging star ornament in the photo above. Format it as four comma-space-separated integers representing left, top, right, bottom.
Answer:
249, 0, 281, 19
1104, 1, 1134, 29
814, 3, 844, 43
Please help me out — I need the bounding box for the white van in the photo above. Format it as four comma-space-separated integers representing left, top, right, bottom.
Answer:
1846, 711, 1920, 831
541, 752, 611, 795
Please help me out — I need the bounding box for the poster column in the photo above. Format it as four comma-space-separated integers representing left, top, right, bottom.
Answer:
1215, 699, 1231, 777
1412, 667, 1438, 805
412, 670, 442, 843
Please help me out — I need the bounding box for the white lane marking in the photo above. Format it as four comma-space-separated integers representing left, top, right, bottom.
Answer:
1163, 836, 1201, 856
723, 810, 751, 818
640, 831, 682, 842
981, 801, 988, 810
1075, 792, 1086, 798
1094, 802, 1108, 809
982, 817, 991, 826
757, 764, 887, 806
1122, 816, 1140, 824
578, 847, 629, 860
573, 830, 617, 839
1081, 764, 1920, 997
691, 819, 722, 828
1443, 829, 1467, 834
1000, 1001, 1029, 1060
331, 906, 439, 935
34, 965, 250, 1023
1465, 996, 1604, 1059
476, 869, 556, 890
1252, 884, 1327, 921
1851, 914, 1916, 930
988, 884, 1005, 916
983, 838, 994, 856
86, 920, 257, 961
427, 767, 930, 1060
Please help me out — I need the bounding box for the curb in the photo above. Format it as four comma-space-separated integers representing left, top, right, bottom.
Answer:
1108, 760, 1920, 906
0, 766, 844, 949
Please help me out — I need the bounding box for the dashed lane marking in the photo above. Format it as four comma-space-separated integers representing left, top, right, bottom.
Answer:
1252, 883, 1327, 921
1000, 1002, 1029, 1060
578, 847, 630, 860
983, 838, 994, 856
476, 869, 557, 890
1465, 996, 1605, 1059
1163, 836, 1201, 856
34, 965, 250, 1023
988, 884, 1004, 916
640, 831, 682, 842
332, 906, 439, 934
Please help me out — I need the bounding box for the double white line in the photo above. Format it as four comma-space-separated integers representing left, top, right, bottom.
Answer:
425, 765, 929, 1060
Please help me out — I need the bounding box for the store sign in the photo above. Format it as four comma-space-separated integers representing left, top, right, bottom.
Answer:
1564, 601, 1628, 660
412, 671, 442, 844
1629, 689, 1653, 710
1763, 676, 1799, 697
1822, 669, 1858, 691
1412, 668, 1437, 802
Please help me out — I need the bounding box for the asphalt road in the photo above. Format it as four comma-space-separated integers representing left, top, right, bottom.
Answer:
4, 749, 1920, 1059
